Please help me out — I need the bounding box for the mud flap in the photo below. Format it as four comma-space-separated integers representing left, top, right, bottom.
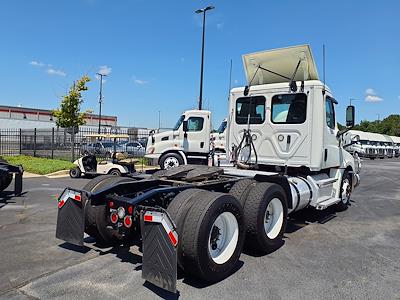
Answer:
56, 188, 84, 246
140, 207, 178, 293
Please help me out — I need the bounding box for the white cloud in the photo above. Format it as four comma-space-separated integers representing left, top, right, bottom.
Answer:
97, 65, 112, 76
365, 95, 383, 102
365, 88, 383, 102
30, 60, 45, 67
134, 79, 148, 85
46, 68, 66, 77
216, 22, 224, 30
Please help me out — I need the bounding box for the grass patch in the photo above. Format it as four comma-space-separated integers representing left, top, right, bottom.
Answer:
3, 155, 74, 175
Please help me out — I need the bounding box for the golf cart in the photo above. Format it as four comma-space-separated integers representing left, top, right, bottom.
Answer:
70, 134, 137, 178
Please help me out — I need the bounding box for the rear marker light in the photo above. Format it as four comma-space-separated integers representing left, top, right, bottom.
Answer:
58, 200, 65, 209
144, 215, 153, 222
74, 194, 81, 201
109, 201, 114, 208
128, 206, 133, 215
124, 216, 132, 228
110, 213, 118, 224
168, 231, 178, 246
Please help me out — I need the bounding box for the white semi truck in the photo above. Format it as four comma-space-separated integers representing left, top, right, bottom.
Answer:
343, 130, 377, 159
56, 45, 360, 293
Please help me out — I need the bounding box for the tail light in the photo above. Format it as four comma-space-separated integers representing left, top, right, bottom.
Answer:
108, 201, 114, 208
110, 212, 118, 224
128, 205, 133, 215
124, 215, 132, 228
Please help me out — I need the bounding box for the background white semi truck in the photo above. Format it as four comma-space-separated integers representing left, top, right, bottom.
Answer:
58, 45, 361, 293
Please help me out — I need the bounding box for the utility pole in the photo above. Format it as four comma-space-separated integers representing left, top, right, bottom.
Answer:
97, 73, 107, 134
195, 5, 215, 110
349, 98, 357, 106
158, 111, 161, 129
376, 114, 381, 121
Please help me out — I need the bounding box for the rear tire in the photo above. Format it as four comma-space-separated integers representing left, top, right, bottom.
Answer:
159, 153, 183, 170
229, 179, 256, 207
69, 167, 81, 178
108, 169, 121, 176
167, 188, 204, 269
243, 182, 287, 253
180, 191, 245, 282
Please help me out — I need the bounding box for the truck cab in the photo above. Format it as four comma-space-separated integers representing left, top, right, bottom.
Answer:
210, 118, 227, 153
146, 110, 211, 169
343, 130, 377, 159
227, 45, 360, 209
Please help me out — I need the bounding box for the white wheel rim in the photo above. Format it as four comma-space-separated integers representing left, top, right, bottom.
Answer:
164, 157, 179, 169
341, 178, 351, 204
208, 212, 239, 265
264, 198, 284, 239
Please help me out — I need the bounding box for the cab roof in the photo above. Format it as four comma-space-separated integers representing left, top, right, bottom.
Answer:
242, 45, 319, 86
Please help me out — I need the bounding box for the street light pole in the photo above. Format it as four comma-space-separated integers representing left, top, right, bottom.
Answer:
96, 73, 107, 134
195, 5, 215, 110
158, 110, 161, 129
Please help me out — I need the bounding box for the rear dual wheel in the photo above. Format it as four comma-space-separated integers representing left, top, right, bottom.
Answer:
243, 182, 288, 252
167, 189, 245, 282
82, 175, 136, 243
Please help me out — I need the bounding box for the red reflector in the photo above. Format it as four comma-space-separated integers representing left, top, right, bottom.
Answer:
109, 201, 114, 208
168, 231, 178, 246
74, 194, 81, 201
144, 215, 153, 222
128, 206, 133, 215
124, 216, 132, 228
110, 213, 118, 224
58, 199, 65, 209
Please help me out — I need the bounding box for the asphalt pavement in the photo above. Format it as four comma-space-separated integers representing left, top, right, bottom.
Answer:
0, 159, 399, 299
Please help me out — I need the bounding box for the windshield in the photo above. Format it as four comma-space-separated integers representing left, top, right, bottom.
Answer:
102, 142, 114, 148
173, 115, 185, 131
217, 120, 227, 133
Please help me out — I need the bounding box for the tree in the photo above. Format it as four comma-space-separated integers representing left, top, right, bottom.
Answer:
53, 75, 91, 129
353, 114, 400, 137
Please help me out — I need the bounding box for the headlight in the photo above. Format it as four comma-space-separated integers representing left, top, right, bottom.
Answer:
147, 147, 155, 154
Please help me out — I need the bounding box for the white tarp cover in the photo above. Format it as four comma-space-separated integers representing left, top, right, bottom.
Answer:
242, 45, 319, 85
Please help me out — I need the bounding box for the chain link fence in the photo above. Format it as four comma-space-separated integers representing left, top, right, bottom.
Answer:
0, 127, 151, 162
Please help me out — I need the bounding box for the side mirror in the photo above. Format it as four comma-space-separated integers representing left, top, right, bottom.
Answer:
243, 86, 250, 96
182, 120, 188, 132
346, 105, 355, 128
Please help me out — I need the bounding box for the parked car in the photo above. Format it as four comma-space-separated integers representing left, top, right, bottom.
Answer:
81, 141, 116, 158
118, 141, 145, 157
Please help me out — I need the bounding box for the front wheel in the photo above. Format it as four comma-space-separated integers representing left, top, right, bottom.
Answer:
69, 167, 81, 178
159, 153, 183, 170
335, 170, 352, 212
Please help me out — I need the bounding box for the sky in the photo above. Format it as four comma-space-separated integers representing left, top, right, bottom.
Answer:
0, 0, 399, 129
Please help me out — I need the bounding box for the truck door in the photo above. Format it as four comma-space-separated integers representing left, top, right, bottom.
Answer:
323, 96, 340, 168
183, 114, 210, 154
265, 92, 310, 166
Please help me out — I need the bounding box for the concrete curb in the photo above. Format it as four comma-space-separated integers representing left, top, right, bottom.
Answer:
23, 169, 70, 178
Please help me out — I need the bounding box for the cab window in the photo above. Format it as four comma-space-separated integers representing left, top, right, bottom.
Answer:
187, 117, 204, 132
325, 97, 336, 129
236, 96, 265, 124
271, 93, 307, 124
